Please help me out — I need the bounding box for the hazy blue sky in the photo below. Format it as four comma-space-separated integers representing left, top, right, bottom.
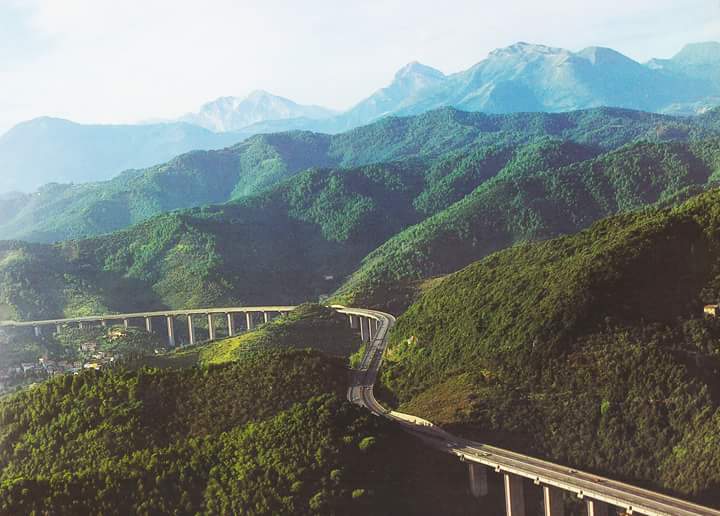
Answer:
1, 0, 718, 133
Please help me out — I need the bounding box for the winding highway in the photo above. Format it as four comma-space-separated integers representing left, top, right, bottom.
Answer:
341, 307, 720, 516
4, 305, 720, 515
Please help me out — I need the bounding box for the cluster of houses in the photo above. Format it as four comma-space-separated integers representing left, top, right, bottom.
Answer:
0, 339, 119, 394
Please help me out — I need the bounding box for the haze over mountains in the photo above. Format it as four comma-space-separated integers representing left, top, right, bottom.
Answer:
2, 41, 719, 194
0, 118, 242, 193
180, 90, 337, 132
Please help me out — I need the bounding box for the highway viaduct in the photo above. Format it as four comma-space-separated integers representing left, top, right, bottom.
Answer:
2, 306, 719, 516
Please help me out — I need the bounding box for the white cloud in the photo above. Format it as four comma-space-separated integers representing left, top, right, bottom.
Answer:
0, 0, 717, 133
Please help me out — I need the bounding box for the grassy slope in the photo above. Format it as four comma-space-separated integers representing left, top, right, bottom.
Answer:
156, 304, 361, 367
382, 186, 720, 503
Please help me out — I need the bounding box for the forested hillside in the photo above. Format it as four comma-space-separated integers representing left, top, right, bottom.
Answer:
337, 138, 720, 310
0, 318, 480, 514
2, 107, 715, 243
381, 186, 720, 505
3, 132, 720, 322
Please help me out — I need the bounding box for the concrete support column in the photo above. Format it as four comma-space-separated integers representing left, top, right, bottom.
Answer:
78, 321, 84, 329
123, 319, 130, 329
101, 320, 107, 327
263, 312, 269, 324
368, 318, 376, 340
543, 486, 563, 516
468, 463, 489, 498
586, 500, 609, 516
207, 313, 216, 340
359, 317, 368, 342
349, 314, 359, 329
167, 316, 176, 347
246, 312, 255, 331
55, 325, 62, 334
227, 313, 236, 337
33, 326, 41, 337
187, 315, 196, 346
504, 474, 526, 516
145, 317, 153, 333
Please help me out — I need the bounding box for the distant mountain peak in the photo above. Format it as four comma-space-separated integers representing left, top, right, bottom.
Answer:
393, 61, 445, 80
577, 46, 637, 66
245, 89, 277, 100
181, 91, 335, 132
673, 41, 720, 64
490, 42, 569, 58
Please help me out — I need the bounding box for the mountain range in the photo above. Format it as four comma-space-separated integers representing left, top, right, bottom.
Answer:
3, 106, 716, 244
3, 49, 720, 511
2, 41, 719, 193
2, 106, 720, 322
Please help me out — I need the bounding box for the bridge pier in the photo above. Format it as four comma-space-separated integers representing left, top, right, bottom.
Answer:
33, 326, 41, 337
78, 321, 84, 329
586, 499, 609, 516
263, 311, 269, 324
360, 317, 370, 342
187, 315, 196, 346
166, 316, 176, 347
349, 314, 359, 329
207, 313, 216, 340
368, 318, 376, 340
246, 312, 255, 331
227, 313, 236, 336
504, 474, 526, 516
145, 317, 153, 333
123, 319, 129, 328
468, 463, 489, 498
543, 486, 563, 516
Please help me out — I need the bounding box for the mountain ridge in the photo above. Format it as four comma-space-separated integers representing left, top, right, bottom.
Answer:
3, 41, 718, 193
1, 106, 710, 244
180, 90, 336, 132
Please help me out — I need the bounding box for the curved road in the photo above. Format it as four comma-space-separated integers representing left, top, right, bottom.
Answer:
4, 305, 720, 515
340, 307, 720, 516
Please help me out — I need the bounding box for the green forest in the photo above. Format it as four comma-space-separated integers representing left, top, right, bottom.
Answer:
382, 186, 720, 505
3, 106, 720, 513
2, 106, 718, 245
2, 108, 720, 322
0, 309, 482, 515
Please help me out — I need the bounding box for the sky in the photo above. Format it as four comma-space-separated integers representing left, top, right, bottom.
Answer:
0, 0, 718, 133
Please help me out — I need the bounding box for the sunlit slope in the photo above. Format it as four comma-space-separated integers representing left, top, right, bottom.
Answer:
156, 304, 360, 367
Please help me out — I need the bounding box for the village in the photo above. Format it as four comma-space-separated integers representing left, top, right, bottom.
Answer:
0, 329, 133, 395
